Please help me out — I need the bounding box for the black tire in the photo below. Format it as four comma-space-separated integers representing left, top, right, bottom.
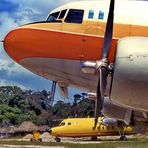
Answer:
30, 138, 33, 142
120, 135, 127, 141
55, 137, 61, 142
91, 137, 98, 141
39, 138, 42, 142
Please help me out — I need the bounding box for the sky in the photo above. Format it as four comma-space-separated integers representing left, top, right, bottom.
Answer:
0, 0, 83, 99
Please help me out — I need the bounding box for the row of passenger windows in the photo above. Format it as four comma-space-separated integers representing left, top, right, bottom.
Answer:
60, 122, 71, 126
47, 9, 104, 24
98, 126, 115, 130
88, 10, 104, 20
60, 122, 127, 131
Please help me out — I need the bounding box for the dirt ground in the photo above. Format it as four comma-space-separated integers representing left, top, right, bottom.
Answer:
3, 133, 135, 143
0, 133, 144, 148
0, 145, 64, 148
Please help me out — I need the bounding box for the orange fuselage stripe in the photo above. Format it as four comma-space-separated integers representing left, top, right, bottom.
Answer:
4, 28, 117, 63
4, 21, 148, 63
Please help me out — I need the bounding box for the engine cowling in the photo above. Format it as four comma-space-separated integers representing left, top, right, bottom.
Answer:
111, 37, 148, 112
102, 97, 131, 124
102, 97, 148, 133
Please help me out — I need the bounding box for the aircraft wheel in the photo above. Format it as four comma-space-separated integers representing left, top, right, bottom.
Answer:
55, 137, 61, 142
39, 138, 42, 142
120, 135, 127, 141
30, 138, 33, 142
91, 136, 97, 141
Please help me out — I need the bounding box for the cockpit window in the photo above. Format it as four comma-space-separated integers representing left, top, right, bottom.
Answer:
47, 11, 60, 22
59, 9, 67, 19
68, 122, 71, 125
60, 122, 65, 126
65, 9, 84, 24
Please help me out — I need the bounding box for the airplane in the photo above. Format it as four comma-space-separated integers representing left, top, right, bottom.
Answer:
49, 117, 134, 142
3, 0, 148, 132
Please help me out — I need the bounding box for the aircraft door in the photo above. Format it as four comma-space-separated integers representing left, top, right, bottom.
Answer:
61, 9, 87, 60
82, 10, 106, 60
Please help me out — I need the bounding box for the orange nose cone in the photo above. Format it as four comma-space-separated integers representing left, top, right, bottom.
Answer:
4, 27, 42, 62
4, 29, 22, 62
4, 26, 61, 63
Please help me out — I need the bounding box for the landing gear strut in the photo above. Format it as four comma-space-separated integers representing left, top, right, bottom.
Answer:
116, 125, 127, 141
120, 135, 127, 141
50, 81, 57, 106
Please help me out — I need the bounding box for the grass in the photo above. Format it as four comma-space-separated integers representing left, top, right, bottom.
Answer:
0, 139, 148, 148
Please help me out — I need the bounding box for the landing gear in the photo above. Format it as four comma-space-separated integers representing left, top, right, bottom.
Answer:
116, 123, 128, 141
55, 137, 61, 142
50, 81, 57, 106
91, 136, 98, 141
120, 135, 127, 141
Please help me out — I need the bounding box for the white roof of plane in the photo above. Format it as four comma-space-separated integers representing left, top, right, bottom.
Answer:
50, 0, 109, 14
49, 0, 148, 26
50, 0, 148, 14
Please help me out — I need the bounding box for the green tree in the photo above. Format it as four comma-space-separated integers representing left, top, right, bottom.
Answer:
18, 111, 37, 125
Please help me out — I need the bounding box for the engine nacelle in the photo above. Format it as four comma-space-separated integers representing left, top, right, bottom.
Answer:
102, 98, 148, 133
111, 37, 148, 112
84, 92, 96, 100
102, 97, 131, 125
101, 117, 117, 126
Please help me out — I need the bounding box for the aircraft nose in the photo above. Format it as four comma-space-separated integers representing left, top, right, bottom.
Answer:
3, 27, 39, 63
3, 24, 61, 63
48, 129, 52, 134
46, 128, 52, 134
4, 28, 21, 62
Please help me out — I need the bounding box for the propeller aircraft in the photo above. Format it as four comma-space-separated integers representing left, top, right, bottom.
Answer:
49, 117, 134, 142
3, 0, 148, 132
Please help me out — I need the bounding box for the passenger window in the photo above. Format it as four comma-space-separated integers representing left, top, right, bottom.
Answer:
59, 9, 67, 19
88, 10, 94, 19
98, 11, 104, 20
47, 11, 60, 22
65, 9, 84, 24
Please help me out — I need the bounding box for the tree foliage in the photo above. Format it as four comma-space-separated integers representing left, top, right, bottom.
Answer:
0, 86, 95, 127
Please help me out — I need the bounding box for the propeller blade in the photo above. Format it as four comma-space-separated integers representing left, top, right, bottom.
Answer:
100, 66, 107, 99
94, 67, 107, 129
102, 0, 115, 59
94, 78, 101, 129
94, 0, 115, 129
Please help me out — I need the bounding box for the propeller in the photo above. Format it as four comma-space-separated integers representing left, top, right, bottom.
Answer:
93, 0, 115, 129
